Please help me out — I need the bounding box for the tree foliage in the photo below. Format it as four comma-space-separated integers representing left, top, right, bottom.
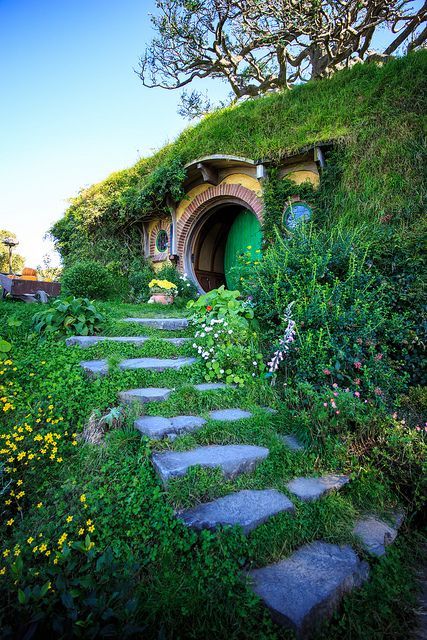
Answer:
138, 0, 426, 117
0, 230, 25, 274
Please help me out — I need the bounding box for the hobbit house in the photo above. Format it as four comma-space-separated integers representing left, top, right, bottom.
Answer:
142, 146, 327, 292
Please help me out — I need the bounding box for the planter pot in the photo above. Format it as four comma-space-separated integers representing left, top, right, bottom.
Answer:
148, 293, 174, 305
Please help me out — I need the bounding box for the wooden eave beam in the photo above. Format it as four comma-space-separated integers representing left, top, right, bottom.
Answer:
196, 162, 219, 186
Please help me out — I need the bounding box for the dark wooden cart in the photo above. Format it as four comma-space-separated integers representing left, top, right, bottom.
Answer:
0, 274, 61, 302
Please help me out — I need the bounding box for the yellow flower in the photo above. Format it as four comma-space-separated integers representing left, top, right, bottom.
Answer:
36, 502, 43, 508
0, 567, 6, 575
6, 518, 14, 526
48, 405, 53, 410
53, 557, 59, 565
66, 516, 73, 523
88, 525, 95, 533
79, 494, 86, 503
2, 549, 10, 557
45, 550, 51, 557
14, 548, 20, 556
78, 528, 85, 536
27, 537, 34, 545
39, 544, 47, 552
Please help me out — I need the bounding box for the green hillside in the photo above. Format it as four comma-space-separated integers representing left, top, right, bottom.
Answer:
51, 51, 426, 267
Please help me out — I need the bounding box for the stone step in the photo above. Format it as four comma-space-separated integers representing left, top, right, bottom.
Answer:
152, 444, 269, 485
248, 541, 369, 638
119, 382, 233, 406
119, 387, 172, 404
194, 382, 231, 392
122, 317, 188, 330
81, 356, 196, 376
177, 489, 294, 534
135, 415, 206, 440
280, 434, 304, 452
286, 475, 349, 502
66, 335, 189, 348
209, 408, 252, 421
353, 513, 403, 557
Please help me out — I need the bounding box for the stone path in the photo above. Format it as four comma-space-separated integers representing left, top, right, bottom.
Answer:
152, 444, 269, 485
248, 541, 369, 638
177, 489, 295, 534
286, 475, 349, 502
81, 356, 196, 376
135, 415, 206, 439
122, 317, 188, 330
67, 335, 189, 347
72, 315, 404, 636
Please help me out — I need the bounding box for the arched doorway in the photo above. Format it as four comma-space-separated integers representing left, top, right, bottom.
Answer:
185, 203, 262, 292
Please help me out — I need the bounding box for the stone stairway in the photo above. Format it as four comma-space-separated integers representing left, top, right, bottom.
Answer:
69, 315, 403, 639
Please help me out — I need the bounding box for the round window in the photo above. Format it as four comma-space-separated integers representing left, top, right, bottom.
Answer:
156, 230, 168, 253
284, 202, 312, 229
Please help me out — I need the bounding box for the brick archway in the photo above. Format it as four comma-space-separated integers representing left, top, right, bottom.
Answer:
176, 183, 263, 270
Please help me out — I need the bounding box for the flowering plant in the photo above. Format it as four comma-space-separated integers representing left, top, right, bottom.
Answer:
148, 279, 177, 295
267, 302, 296, 385
187, 286, 264, 386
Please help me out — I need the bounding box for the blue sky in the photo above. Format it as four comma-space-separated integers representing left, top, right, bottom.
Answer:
0, 0, 422, 268
0, 0, 227, 267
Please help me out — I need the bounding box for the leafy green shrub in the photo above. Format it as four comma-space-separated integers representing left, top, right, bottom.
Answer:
242, 224, 412, 403
187, 286, 264, 386
32, 297, 106, 337
61, 260, 114, 300
156, 264, 199, 301
128, 262, 155, 303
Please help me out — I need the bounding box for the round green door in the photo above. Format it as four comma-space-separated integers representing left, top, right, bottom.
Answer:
224, 209, 262, 290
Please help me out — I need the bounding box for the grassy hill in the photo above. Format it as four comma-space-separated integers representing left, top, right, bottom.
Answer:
51, 50, 426, 266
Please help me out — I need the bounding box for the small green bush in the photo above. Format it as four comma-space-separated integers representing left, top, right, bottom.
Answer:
128, 262, 155, 303
61, 260, 114, 300
32, 297, 106, 337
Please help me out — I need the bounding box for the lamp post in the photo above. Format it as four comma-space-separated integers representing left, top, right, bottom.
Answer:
2, 237, 19, 275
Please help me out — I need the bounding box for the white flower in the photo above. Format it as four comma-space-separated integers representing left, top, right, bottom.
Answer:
193, 343, 197, 348
200, 332, 205, 337
214, 333, 219, 338
253, 361, 257, 366
228, 329, 233, 334
220, 369, 224, 374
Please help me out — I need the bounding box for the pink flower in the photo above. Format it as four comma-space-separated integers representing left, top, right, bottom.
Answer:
331, 400, 337, 409
374, 353, 383, 361
392, 412, 397, 419
374, 387, 383, 396
354, 378, 361, 385
354, 361, 362, 369
354, 391, 360, 398
323, 369, 331, 375
416, 426, 421, 431
323, 402, 328, 407
333, 392, 338, 397
335, 410, 340, 415
332, 383, 338, 389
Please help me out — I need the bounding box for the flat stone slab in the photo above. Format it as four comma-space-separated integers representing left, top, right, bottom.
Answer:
135, 415, 206, 440
286, 475, 349, 502
122, 317, 188, 330
177, 489, 294, 534
81, 357, 196, 376
152, 444, 269, 485
209, 409, 252, 421
353, 515, 402, 557
248, 541, 369, 638
66, 336, 189, 347
119, 387, 172, 405
194, 383, 229, 391
280, 434, 304, 452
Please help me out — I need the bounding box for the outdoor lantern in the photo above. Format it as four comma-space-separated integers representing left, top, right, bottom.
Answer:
2, 237, 19, 275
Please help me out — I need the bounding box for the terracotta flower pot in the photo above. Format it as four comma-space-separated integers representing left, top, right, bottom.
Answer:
148, 293, 174, 305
